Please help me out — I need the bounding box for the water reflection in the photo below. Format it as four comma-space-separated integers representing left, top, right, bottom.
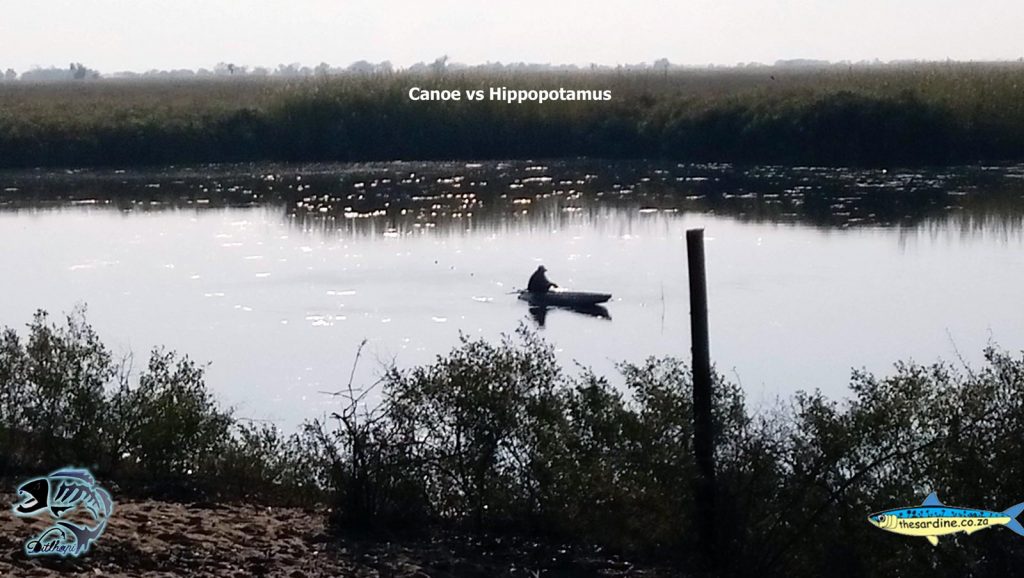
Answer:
2, 162, 1024, 429
3, 161, 1024, 235
527, 304, 612, 328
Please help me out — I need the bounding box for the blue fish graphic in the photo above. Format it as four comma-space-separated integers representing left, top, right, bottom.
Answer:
868, 492, 1024, 546
14, 468, 114, 556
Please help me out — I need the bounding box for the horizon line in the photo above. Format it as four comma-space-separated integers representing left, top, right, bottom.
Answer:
5, 57, 1024, 79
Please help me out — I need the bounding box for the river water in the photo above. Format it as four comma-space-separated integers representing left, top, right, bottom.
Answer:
2, 161, 1022, 427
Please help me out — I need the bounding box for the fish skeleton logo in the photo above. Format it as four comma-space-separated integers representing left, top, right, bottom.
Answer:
12, 468, 114, 557
868, 492, 1024, 546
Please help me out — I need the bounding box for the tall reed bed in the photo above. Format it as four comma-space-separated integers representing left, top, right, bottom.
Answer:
2, 64, 1024, 167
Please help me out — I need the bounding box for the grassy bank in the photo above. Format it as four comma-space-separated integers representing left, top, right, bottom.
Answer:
3, 308, 1024, 576
3, 64, 1024, 168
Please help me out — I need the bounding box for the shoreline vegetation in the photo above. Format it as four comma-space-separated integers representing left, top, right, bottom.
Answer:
3, 307, 1024, 576
3, 63, 1024, 169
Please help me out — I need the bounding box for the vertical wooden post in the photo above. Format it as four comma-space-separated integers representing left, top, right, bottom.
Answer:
686, 228, 716, 572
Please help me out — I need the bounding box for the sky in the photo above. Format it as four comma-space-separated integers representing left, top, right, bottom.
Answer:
2, 0, 1022, 73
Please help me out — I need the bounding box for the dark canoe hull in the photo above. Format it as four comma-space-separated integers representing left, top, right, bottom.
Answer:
518, 290, 612, 307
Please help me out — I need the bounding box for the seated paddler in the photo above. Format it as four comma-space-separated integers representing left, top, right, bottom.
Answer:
527, 265, 558, 294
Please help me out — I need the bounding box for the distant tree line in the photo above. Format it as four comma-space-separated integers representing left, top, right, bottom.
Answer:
0, 62, 100, 82
7, 57, 1021, 82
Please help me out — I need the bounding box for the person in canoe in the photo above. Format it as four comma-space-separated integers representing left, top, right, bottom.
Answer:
527, 265, 558, 294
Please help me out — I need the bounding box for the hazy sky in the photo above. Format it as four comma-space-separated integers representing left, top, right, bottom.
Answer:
3, 0, 1022, 72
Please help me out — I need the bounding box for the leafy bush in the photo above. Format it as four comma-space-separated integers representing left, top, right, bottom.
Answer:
0, 307, 112, 469
106, 348, 233, 479
0, 307, 318, 501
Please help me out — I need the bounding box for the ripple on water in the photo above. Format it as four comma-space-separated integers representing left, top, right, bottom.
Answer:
305, 314, 345, 327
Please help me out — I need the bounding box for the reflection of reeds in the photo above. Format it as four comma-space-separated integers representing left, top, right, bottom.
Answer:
3, 64, 1024, 168
4, 160, 1024, 237
910, 183, 1024, 244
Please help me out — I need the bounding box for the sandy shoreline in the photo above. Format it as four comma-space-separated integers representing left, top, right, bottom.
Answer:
2, 497, 670, 577
2, 498, 367, 577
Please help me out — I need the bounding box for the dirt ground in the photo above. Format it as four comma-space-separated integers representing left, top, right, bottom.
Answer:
1, 497, 673, 577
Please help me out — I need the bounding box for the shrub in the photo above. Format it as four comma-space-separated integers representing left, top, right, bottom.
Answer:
106, 348, 233, 480
0, 307, 318, 501
0, 307, 112, 470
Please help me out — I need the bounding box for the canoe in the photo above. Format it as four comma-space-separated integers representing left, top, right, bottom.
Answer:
518, 290, 612, 307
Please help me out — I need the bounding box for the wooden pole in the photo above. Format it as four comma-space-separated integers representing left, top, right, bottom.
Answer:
686, 228, 716, 572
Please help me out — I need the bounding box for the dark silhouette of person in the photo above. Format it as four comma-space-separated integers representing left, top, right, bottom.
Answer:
527, 265, 558, 294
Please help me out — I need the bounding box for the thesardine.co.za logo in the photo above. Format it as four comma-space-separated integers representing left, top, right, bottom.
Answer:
869, 492, 1024, 546
12, 468, 114, 557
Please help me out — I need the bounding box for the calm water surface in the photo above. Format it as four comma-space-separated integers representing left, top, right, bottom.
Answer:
2, 161, 1023, 427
